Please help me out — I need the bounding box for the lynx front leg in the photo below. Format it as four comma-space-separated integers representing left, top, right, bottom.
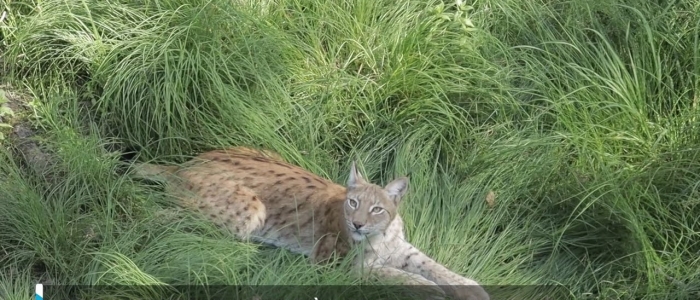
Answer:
398, 248, 490, 300
310, 233, 350, 264
360, 264, 446, 300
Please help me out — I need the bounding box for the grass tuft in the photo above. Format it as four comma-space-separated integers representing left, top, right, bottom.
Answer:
1, 0, 698, 299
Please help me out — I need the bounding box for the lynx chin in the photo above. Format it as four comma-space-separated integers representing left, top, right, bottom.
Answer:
132, 146, 489, 300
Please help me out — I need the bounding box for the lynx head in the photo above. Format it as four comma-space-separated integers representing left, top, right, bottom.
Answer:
343, 161, 409, 241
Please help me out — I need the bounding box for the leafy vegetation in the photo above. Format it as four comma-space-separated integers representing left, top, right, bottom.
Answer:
0, 0, 698, 299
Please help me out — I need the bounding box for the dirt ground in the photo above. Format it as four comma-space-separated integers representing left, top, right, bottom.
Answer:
0, 79, 56, 175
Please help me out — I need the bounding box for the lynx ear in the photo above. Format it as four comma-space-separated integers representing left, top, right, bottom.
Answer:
385, 176, 409, 205
348, 161, 366, 187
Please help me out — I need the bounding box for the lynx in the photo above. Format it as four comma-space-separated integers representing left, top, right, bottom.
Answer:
132, 147, 489, 300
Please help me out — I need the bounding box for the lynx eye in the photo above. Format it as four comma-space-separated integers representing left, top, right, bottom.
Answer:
347, 198, 358, 208
371, 206, 384, 214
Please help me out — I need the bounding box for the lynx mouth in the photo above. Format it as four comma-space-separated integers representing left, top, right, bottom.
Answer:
350, 231, 367, 241
346, 222, 372, 241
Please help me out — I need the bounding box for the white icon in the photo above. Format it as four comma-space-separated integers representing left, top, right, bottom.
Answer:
35, 284, 44, 300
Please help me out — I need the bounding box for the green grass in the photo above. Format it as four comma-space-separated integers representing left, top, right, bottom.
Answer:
1, 0, 699, 299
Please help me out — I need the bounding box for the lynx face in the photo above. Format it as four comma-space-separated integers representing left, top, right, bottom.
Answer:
343, 162, 409, 241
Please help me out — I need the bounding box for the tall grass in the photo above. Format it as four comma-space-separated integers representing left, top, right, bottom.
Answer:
1, 0, 699, 299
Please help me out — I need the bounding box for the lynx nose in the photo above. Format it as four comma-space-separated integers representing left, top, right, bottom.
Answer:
352, 222, 364, 230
